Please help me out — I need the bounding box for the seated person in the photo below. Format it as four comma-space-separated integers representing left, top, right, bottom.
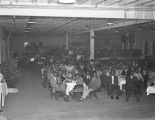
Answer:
64, 73, 76, 97
80, 71, 101, 100
149, 69, 155, 80
147, 77, 155, 87
0, 73, 8, 112
83, 72, 91, 86
146, 81, 155, 95
74, 73, 85, 88
49, 72, 66, 96
41, 65, 46, 79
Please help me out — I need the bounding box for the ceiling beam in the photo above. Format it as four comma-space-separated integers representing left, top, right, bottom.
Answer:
94, 20, 151, 31
91, 0, 105, 5
48, 18, 77, 33
76, 0, 89, 4
103, 0, 122, 5
142, 1, 155, 7
0, 5, 154, 19
117, 0, 138, 6
125, 0, 153, 7
76, 20, 151, 34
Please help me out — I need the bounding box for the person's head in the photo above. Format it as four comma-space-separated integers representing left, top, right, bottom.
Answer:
111, 70, 115, 76
68, 72, 72, 77
76, 73, 81, 78
96, 70, 101, 76
133, 70, 138, 76
54, 72, 58, 77
105, 71, 110, 76
93, 72, 97, 77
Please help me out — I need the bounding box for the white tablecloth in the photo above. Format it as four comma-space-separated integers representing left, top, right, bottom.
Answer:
146, 86, 155, 95
0, 82, 8, 107
118, 76, 126, 90
65, 81, 76, 96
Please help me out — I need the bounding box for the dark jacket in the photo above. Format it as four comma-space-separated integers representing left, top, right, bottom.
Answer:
88, 76, 101, 90
107, 75, 118, 85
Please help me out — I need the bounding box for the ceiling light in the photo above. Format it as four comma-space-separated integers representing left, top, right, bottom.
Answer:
106, 22, 113, 25
58, 0, 76, 4
24, 30, 30, 33
25, 28, 31, 30
27, 20, 36, 24
115, 30, 119, 33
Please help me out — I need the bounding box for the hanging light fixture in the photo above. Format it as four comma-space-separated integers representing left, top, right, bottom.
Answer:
27, 20, 36, 24
24, 31, 30, 33
25, 27, 31, 30
106, 22, 113, 25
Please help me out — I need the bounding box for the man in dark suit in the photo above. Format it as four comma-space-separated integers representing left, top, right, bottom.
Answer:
80, 71, 101, 100
106, 70, 120, 99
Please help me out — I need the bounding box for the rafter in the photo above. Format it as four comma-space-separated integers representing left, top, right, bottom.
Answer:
117, 0, 139, 6
91, 0, 105, 5
49, 18, 77, 33
103, 0, 122, 6
77, 20, 151, 34
93, 20, 151, 32
125, 0, 153, 7
0, 4, 154, 19
76, 0, 89, 5
142, 1, 155, 7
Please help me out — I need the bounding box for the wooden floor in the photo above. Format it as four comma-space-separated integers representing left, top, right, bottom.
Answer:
0, 67, 155, 120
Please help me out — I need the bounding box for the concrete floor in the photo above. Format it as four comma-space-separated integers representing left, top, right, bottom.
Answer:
0, 68, 155, 120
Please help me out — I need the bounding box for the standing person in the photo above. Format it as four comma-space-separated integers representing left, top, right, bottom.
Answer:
142, 68, 149, 90
80, 70, 101, 100
133, 69, 144, 95
48, 72, 68, 101
100, 70, 107, 90
107, 70, 120, 100
0, 73, 8, 112
41, 65, 46, 81
76, 53, 82, 63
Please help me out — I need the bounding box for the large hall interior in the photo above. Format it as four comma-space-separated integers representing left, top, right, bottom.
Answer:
0, 0, 155, 120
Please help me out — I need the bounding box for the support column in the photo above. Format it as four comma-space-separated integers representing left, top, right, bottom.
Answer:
90, 29, 94, 60
7, 32, 12, 59
133, 38, 136, 49
0, 27, 2, 64
65, 34, 69, 51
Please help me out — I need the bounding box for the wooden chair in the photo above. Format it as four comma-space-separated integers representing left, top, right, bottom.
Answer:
125, 76, 141, 102
89, 87, 101, 100
71, 85, 83, 100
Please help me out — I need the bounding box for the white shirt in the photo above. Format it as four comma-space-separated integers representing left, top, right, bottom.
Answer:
112, 76, 114, 84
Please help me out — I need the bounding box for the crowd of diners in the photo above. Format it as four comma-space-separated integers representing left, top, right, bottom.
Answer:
0, 57, 21, 112
0, 58, 22, 88
40, 54, 155, 102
